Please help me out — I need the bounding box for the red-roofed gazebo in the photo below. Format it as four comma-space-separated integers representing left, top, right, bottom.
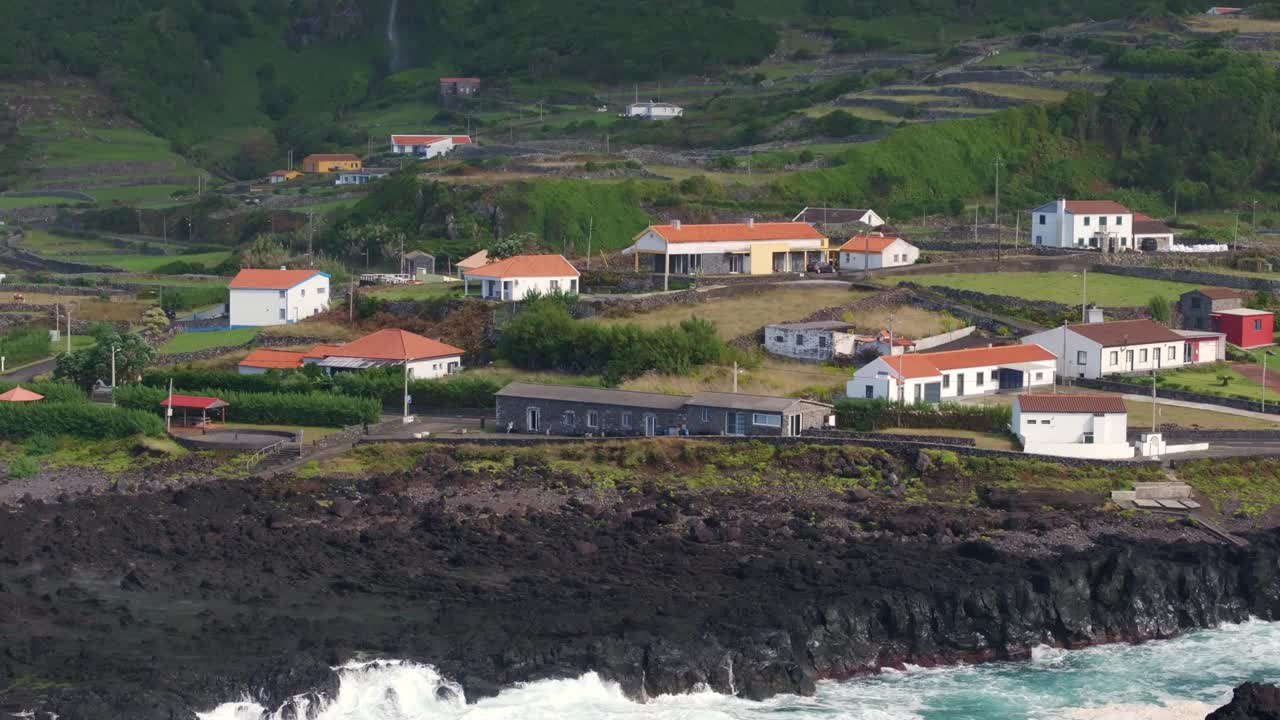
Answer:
0, 386, 44, 402
160, 394, 229, 428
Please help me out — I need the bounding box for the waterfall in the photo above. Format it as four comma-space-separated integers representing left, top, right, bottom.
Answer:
386, 0, 404, 74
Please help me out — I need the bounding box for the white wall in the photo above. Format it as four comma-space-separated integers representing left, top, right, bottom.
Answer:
464, 274, 579, 301
1023, 329, 1200, 379
849, 356, 1055, 403
392, 138, 453, 156
1030, 205, 1135, 251
1022, 329, 1103, 379
838, 240, 918, 270
238, 365, 268, 375
229, 275, 330, 327
408, 355, 462, 379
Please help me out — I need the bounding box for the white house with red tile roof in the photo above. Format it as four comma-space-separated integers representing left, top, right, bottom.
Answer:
1029, 199, 1139, 252
389, 134, 472, 158
317, 328, 465, 379
462, 254, 580, 301
624, 220, 829, 286
1021, 319, 1224, 379
848, 344, 1057, 404
837, 233, 919, 270
1206, 6, 1243, 14
228, 268, 330, 327
1012, 394, 1133, 459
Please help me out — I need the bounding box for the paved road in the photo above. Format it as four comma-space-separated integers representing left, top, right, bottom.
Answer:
0, 358, 56, 382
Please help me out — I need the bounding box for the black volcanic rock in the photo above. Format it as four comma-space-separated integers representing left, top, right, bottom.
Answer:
1208, 683, 1280, 719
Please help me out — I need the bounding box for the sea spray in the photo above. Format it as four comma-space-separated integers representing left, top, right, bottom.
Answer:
200, 620, 1280, 719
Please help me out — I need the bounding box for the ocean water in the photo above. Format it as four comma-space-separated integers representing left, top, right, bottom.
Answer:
199, 619, 1280, 720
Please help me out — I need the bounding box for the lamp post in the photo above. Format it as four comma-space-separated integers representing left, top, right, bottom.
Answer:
110, 345, 118, 407
1264, 351, 1277, 412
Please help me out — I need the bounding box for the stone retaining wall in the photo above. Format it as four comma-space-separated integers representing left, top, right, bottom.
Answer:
1093, 264, 1280, 293
1071, 376, 1280, 417
902, 283, 1151, 323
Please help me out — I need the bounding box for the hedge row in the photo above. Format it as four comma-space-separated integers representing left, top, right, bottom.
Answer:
834, 399, 1012, 433
0, 402, 163, 439
142, 368, 502, 409
115, 385, 380, 426
0, 380, 86, 403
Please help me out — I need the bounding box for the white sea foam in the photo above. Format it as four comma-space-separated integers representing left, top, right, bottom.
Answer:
199, 620, 1280, 720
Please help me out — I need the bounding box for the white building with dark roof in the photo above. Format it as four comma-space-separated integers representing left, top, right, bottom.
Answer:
1030, 199, 1136, 252
1012, 394, 1134, 459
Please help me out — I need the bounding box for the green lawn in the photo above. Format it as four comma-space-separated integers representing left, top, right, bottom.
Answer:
365, 282, 464, 300
0, 195, 76, 209
975, 50, 1070, 68
20, 229, 120, 254
953, 83, 1069, 103
74, 251, 232, 272
903, 271, 1205, 307
1148, 364, 1280, 403
222, 422, 344, 442
159, 327, 259, 355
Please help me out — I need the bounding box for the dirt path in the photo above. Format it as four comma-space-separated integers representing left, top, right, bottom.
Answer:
1232, 362, 1280, 392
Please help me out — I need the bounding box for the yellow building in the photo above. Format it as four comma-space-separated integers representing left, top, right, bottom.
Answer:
623, 219, 830, 289
302, 154, 362, 173
267, 169, 301, 184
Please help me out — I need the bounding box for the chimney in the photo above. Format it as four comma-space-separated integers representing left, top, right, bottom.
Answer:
672, 219, 681, 230
1086, 305, 1104, 324
746, 218, 755, 229
280, 266, 287, 271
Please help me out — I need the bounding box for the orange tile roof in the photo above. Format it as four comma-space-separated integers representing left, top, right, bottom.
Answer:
456, 249, 490, 271
304, 344, 343, 360
879, 344, 1057, 379
269, 169, 298, 177
391, 134, 450, 145
463, 254, 579, 279
648, 222, 826, 244
326, 329, 464, 361
0, 386, 44, 402
1017, 394, 1127, 414
451, 135, 472, 145
838, 235, 903, 253
238, 349, 307, 370
303, 153, 360, 162
230, 269, 328, 289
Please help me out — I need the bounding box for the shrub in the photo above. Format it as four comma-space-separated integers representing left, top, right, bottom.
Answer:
0, 402, 163, 439
23, 433, 57, 456
834, 398, 1011, 433
141, 368, 503, 409
0, 381, 85, 403
0, 326, 53, 367
7, 455, 38, 480
115, 385, 379, 426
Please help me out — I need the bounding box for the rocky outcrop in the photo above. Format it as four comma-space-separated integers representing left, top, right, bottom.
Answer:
1208, 683, 1280, 719
0, 452, 1277, 718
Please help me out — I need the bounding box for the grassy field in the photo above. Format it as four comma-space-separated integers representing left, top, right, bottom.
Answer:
953, 83, 1068, 103
159, 327, 259, 355
903, 272, 1205, 307
0, 195, 78, 209
873, 427, 1017, 450
840, 305, 963, 338
74, 251, 232, 272
620, 356, 847, 399
975, 50, 1071, 68
364, 281, 464, 300
1151, 364, 1280, 404
597, 286, 869, 339
972, 392, 1279, 430
20, 229, 121, 254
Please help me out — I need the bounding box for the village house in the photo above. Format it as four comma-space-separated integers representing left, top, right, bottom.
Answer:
848, 345, 1057, 403
1206, 6, 1243, 14
455, 249, 490, 276
837, 233, 919, 271
1012, 394, 1134, 460
624, 101, 683, 119
237, 348, 309, 374
1020, 319, 1225, 379
462, 254, 579, 301
1211, 308, 1275, 349
1180, 287, 1246, 331
335, 169, 389, 186
389, 134, 472, 157
1029, 199, 1140, 252
228, 268, 330, 327
854, 330, 916, 356
792, 207, 885, 228
439, 77, 481, 99
1133, 213, 1177, 251
315, 329, 463, 379
494, 382, 832, 437
623, 220, 829, 287
764, 321, 858, 362
266, 169, 301, 184
302, 154, 362, 173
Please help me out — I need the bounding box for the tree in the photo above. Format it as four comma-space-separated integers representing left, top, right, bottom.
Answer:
140, 306, 170, 336
1147, 295, 1171, 324
488, 232, 535, 259
54, 329, 154, 389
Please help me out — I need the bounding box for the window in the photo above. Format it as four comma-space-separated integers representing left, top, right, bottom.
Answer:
796, 335, 804, 346
319, 286, 326, 295
278, 290, 286, 298
301, 288, 306, 297
1035, 372, 1044, 380
942, 375, 950, 388
1083, 217, 1091, 226
701, 407, 710, 422
774, 335, 784, 343
622, 412, 632, 428
550, 280, 560, 291
1110, 351, 1119, 366
1116, 216, 1124, 225
975, 372, 983, 387
1039, 214, 1046, 225
752, 413, 782, 427
1035, 235, 1043, 244
914, 384, 922, 403
1191, 297, 1202, 309
570, 279, 578, 293
818, 336, 828, 348
279, 309, 286, 320
586, 410, 598, 428
1140, 349, 1148, 363
1026, 419, 1037, 425
1256, 319, 1264, 332
1167, 346, 1176, 360
990, 370, 998, 382
864, 385, 874, 399
563, 411, 575, 427
1076, 350, 1087, 365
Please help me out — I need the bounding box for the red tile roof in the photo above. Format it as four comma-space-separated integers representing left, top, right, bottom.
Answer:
1192, 287, 1246, 301
1065, 200, 1132, 214
268, 170, 297, 177
0, 386, 43, 402
238, 349, 307, 370
303, 153, 360, 162
326, 329, 464, 361
648, 222, 826, 244
391, 134, 450, 145
440, 77, 481, 82
1067, 319, 1185, 347
160, 394, 229, 410
304, 344, 343, 360
1017, 394, 1127, 414
230, 269, 327, 290
880, 344, 1057, 379
838, 235, 903, 253
451, 135, 472, 145
463, 254, 579, 279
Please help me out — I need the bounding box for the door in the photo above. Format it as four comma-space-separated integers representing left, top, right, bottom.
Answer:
643, 414, 656, 437
503, 280, 513, 300
957, 373, 965, 396
787, 414, 802, 437
526, 407, 540, 432
724, 412, 746, 436
772, 253, 786, 272
1126, 350, 1134, 371
998, 369, 1024, 390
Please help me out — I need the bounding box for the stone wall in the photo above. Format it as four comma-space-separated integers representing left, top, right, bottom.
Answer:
1071, 376, 1280, 417
0, 283, 134, 299
1094, 264, 1280, 293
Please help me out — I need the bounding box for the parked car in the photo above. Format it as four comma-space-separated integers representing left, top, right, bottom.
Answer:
807, 261, 837, 274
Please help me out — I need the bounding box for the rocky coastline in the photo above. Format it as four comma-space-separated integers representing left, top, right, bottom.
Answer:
1, 442, 1278, 718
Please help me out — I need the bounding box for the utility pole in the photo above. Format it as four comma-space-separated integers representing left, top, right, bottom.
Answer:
1014, 211, 1020, 248
402, 361, 410, 422
349, 279, 356, 325
732, 361, 739, 393
66, 307, 72, 353
166, 378, 174, 433
307, 212, 315, 266
110, 345, 117, 406
993, 156, 1003, 262
399, 235, 406, 275
1081, 269, 1088, 323
585, 216, 593, 270
1233, 211, 1240, 253
1264, 351, 1276, 412
973, 203, 978, 243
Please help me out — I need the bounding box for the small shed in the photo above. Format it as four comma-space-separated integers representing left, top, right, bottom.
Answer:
0, 386, 44, 402
405, 250, 436, 279
161, 394, 230, 427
